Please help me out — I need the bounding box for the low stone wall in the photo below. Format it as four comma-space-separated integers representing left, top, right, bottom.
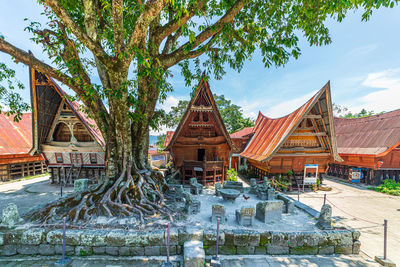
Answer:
0, 226, 360, 257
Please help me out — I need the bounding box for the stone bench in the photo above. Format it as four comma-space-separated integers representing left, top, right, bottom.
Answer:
184, 240, 205, 267
223, 181, 244, 193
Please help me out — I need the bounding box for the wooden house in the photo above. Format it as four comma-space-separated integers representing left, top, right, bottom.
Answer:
229, 127, 254, 171
0, 113, 46, 181
240, 82, 341, 178
29, 68, 105, 184
164, 79, 236, 185
328, 110, 400, 185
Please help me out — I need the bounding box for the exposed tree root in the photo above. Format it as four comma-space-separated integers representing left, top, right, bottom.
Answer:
23, 164, 172, 224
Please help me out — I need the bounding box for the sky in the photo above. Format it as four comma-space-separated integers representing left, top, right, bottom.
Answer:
1, 1, 400, 135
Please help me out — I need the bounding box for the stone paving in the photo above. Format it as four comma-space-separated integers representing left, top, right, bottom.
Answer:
287, 177, 400, 264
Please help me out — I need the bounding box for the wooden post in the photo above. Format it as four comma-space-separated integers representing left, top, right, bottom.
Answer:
213, 168, 216, 184
57, 168, 61, 184
202, 162, 206, 185
182, 166, 185, 184
7, 164, 11, 180
41, 161, 44, 174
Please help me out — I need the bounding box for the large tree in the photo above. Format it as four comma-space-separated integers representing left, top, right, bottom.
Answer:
163, 94, 254, 133
0, 0, 395, 223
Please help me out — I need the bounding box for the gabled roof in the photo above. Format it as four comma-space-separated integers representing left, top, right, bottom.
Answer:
164, 131, 175, 148
240, 82, 341, 162
30, 68, 105, 154
230, 127, 254, 138
165, 78, 235, 151
0, 113, 33, 155
335, 109, 400, 156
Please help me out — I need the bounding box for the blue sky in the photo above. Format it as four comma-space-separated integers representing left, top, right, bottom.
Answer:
1, 1, 400, 135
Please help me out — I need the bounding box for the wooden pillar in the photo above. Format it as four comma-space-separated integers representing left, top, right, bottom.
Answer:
41, 161, 44, 174
57, 168, 61, 184
202, 162, 206, 186
213, 168, 216, 184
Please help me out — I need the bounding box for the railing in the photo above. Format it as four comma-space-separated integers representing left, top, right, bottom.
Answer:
182, 160, 225, 185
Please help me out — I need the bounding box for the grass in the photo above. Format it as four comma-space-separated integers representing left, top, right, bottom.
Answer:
0, 173, 49, 185
370, 179, 400, 196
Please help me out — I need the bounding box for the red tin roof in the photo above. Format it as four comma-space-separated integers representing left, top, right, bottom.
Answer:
335, 109, 400, 156
230, 127, 254, 138
240, 82, 340, 162
0, 113, 33, 155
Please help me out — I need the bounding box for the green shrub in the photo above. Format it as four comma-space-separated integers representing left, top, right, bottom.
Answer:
238, 166, 247, 176
227, 169, 238, 181
374, 179, 400, 196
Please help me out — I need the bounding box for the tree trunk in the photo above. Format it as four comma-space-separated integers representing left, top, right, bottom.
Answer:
23, 75, 170, 224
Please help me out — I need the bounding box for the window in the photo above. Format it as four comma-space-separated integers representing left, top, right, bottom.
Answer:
55, 153, 63, 163
90, 153, 97, 164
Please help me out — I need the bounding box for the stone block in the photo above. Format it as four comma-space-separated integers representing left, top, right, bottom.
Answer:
125, 230, 149, 246
259, 232, 271, 246
184, 240, 205, 267
233, 230, 249, 246
176, 245, 182, 254
105, 230, 127, 246
235, 206, 255, 226
54, 258, 72, 267
145, 246, 161, 256
160, 245, 177, 256
179, 226, 203, 245
290, 246, 318, 255
254, 246, 266, 255
248, 232, 260, 246
0, 245, 17, 256
236, 246, 255, 254
256, 200, 284, 223
92, 246, 106, 255
223, 181, 244, 192
0, 232, 3, 245
276, 194, 294, 213
211, 204, 226, 223
266, 245, 289, 255
119, 246, 130, 256
203, 229, 225, 246
147, 230, 165, 246
17, 244, 38, 255
167, 228, 179, 246
316, 204, 332, 230
218, 245, 237, 255
287, 232, 304, 248
318, 245, 334, 255
3, 230, 23, 245
352, 230, 361, 241
352, 240, 361, 254
326, 230, 353, 246
55, 245, 74, 256
204, 245, 215, 255
130, 246, 145, 256
21, 228, 46, 245
47, 229, 83, 245
75, 246, 93, 256
223, 230, 234, 246
74, 179, 89, 193
105, 246, 119, 256
302, 232, 320, 247
80, 230, 108, 246
38, 244, 55, 255
270, 232, 287, 247
1, 203, 23, 227
334, 245, 353, 255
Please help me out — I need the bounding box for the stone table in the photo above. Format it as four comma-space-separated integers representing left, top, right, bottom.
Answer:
220, 189, 241, 202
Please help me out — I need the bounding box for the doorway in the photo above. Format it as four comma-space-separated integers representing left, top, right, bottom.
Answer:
197, 149, 205, 161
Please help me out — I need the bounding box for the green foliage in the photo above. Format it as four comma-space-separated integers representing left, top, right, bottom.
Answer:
162, 94, 254, 133
227, 169, 238, 181
0, 63, 29, 121
155, 134, 167, 151
238, 166, 247, 176
333, 104, 384, 119
270, 175, 291, 191
374, 179, 400, 196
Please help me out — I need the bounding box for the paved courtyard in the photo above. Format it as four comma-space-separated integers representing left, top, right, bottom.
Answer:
288, 177, 400, 264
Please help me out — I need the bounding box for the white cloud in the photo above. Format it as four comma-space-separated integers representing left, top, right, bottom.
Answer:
344, 44, 378, 58
349, 68, 400, 113
158, 96, 180, 113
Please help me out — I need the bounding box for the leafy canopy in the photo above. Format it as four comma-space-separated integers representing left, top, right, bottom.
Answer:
333, 104, 385, 118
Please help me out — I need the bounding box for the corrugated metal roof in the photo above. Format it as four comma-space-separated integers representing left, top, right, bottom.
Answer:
0, 113, 33, 155
240, 82, 339, 162
164, 131, 174, 148
335, 109, 400, 155
230, 127, 253, 138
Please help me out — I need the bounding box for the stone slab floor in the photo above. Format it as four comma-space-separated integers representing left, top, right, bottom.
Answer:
287, 177, 400, 265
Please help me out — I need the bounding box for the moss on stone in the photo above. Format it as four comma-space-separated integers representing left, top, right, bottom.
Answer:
290, 246, 318, 255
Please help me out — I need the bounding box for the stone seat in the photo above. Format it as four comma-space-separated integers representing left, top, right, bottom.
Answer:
235, 206, 255, 226
189, 177, 203, 195
215, 182, 222, 196
184, 191, 201, 215
276, 193, 294, 213
256, 200, 284, 223
211, 204, 226, 223
220, 189, 240, 202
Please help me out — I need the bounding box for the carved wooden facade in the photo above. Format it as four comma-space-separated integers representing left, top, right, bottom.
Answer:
30, 68, 105, 184
240, 82, 341, 177
165, 79, 236, 185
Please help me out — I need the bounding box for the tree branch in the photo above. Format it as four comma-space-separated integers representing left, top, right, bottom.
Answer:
159, 0, 246, 67
44, 0, 108, 61
112, 0, 125, 53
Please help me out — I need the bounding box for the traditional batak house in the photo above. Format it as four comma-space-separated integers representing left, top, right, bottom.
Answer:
29, 68, 106, 184
328, 110, 400, 185
164, 79, 236, 185
229, 127, 254, 171
239, 82, 341, 178
0, 113, 46, 181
